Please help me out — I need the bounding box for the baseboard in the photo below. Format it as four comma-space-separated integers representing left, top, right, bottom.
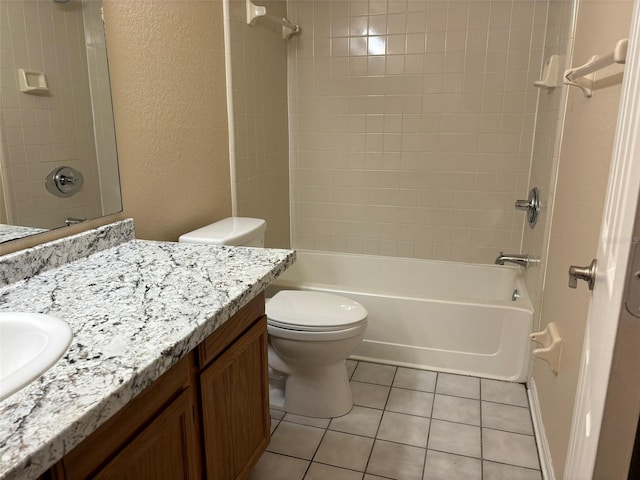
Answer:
528, 377, 556, 480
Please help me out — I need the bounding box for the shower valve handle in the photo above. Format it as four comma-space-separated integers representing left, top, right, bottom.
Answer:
515, 187, 541, 228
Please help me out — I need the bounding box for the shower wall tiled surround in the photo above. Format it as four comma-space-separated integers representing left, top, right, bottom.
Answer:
0, 0, 103, 228
288, 0, 548, 264
522, 0, 575, 329
226, 0, 291, 248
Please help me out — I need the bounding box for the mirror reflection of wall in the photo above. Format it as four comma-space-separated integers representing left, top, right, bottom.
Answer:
0, 0, 122, 242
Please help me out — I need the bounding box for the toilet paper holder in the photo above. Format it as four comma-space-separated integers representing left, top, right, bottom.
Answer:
530, 322, 562, 374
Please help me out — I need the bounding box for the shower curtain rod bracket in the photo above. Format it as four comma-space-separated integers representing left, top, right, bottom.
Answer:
564, 38, 628, 98
246, 0, 300, 40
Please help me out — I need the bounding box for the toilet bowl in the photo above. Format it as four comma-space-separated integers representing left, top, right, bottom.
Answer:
266, 290, 367, 418
179, 217, 368, 418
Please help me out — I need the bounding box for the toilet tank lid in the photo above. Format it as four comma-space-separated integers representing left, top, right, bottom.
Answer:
178, 217, 266, 246
266, 291, 368, 328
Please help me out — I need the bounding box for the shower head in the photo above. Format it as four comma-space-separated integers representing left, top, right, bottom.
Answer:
53, 0, 70, 3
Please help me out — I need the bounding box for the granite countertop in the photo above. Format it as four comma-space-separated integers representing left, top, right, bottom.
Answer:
0, 223, 295, 479
0, 224, 47, 244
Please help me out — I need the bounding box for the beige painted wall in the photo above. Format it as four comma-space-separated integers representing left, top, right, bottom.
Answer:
531, 1, 633, 478
103, 0, 231, 242
0, 0, 232, 254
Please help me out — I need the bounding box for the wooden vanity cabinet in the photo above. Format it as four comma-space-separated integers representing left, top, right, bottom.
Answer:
50, 353, 202, 480
198, 295, 270, 479
48, 293, 269, 480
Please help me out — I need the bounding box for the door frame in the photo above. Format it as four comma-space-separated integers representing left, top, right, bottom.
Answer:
564, 0, 640, 477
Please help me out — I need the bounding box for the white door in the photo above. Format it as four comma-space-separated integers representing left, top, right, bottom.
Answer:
564, 2, 640, 477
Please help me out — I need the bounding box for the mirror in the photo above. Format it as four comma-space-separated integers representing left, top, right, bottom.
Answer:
0, 0, 122, 244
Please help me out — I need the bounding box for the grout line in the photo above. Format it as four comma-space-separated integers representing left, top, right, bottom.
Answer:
480, 376, 484, 480
482, 397, 531, 409
480, 457, 543, 472
361, 362, 398, 476
421, 370, 438, 478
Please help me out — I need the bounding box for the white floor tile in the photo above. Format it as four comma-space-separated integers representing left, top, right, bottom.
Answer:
482, 428, 540, 469
270, 418, 280, 434
481, 379, 528, 407
249, 452, 309, 480
423, 449, 482, 480
386, 388, 434, 417
268, 421, 325, 460
285, 413, 331, 429
351, 380, 391, 409
377, 411, 430, 448
329, 405, 383, 437
427, 419, 481, 458
432, 394, 481, 426
393, 368, 437, 392
270, 408, 285, 420
367, 440, 426, 480
483, 461, 543, 480
314, 430, 374, 471
352, 362, 397, 386
435, 373, 480, 399
347, 359, 358, 379
481, 401, 533, 435
304, 462, 364, 480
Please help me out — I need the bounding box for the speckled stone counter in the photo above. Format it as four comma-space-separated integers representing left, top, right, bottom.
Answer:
0, 220, 295, 480
0, 225, 47, 244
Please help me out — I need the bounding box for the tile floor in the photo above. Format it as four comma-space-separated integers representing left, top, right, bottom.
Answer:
250, 360, 542, 480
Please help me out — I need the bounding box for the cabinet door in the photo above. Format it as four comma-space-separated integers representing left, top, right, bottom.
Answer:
93, 389, 201, 480
200, 317, 270, 480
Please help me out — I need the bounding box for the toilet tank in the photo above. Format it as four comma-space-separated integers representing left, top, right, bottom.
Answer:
178, 217, 266, 247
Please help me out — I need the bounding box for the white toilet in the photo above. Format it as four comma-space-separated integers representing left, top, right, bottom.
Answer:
179, 217, 368, 418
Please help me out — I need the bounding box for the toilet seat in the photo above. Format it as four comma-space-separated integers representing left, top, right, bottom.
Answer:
266, 290, 367, 333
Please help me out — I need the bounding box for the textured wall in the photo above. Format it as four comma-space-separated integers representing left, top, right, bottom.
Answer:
288, 0, 546, 264
102, 0, 232, 241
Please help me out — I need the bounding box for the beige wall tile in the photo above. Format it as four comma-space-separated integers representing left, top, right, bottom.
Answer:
289, 0, 543, 261
226, 0, 290, 248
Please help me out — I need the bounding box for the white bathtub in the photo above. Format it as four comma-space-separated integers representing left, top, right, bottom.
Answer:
267, 250, 533, 382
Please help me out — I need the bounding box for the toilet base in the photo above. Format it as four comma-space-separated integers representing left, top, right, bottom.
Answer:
269, 361, 353, 418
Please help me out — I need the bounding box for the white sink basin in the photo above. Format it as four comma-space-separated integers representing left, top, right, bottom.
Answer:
0, 312, 72, 401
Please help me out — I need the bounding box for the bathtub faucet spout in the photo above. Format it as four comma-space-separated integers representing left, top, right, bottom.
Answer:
495, 252, 540, 269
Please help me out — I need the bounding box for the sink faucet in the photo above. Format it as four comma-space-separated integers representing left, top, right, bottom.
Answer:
495, 252, 540, 269
65, 217, 86, 226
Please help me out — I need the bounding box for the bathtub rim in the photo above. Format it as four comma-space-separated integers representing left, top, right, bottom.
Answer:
271, 279, 534, 314
285, 249, 534, 311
